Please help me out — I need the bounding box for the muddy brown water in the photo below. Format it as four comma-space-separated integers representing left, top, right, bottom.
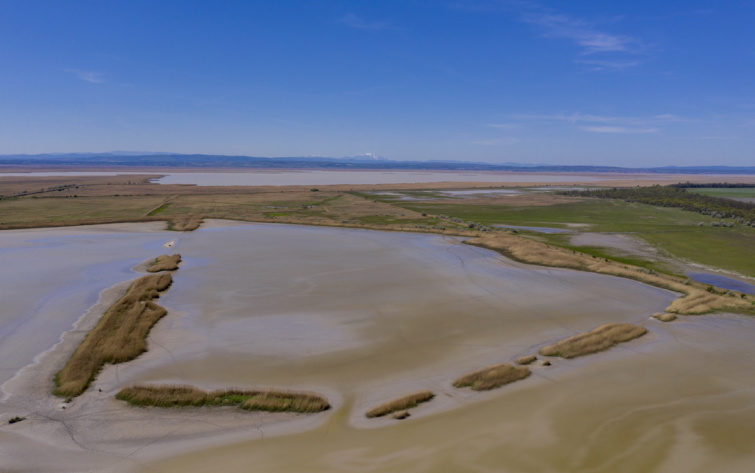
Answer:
1, 221, 754, 473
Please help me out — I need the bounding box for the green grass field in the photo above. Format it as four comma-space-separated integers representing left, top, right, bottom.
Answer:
687, 188, 755, 199
395, 198, 755, 277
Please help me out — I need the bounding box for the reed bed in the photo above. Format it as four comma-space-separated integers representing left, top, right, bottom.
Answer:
515, 355, 538, 365
652, 312, 677, 322
54, 273, 173, 398
365, 390, 435, 418
145, 254, 181, 272
453, 363, 531, 391
539, 323, 647, 359
168, 216, 203, 231
116, 384, 330, 413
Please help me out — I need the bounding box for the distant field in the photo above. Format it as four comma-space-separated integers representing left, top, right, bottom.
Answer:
687, 187, 755, 199
1, 174, 753, 277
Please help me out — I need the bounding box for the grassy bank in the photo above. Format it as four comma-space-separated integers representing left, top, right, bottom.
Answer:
54, 273, 173, 398
365, 391, 435, 418
539, 323, 647, 359
453, 363, 531, 391
116, 384, 330, 413
467, 232, 754, 315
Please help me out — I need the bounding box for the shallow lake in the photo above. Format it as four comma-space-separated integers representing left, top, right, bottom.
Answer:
2, 221, 754, 473
1, 170, 611, 186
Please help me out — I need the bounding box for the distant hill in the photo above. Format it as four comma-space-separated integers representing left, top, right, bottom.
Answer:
1, 152, 753, 175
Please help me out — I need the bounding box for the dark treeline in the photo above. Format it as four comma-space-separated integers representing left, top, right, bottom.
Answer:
559, 186, 755, 225
670, 182, 755, 188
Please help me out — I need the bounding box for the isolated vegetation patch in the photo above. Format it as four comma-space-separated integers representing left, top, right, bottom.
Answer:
453, 363, 531, 391
515, 355, 538, 365
652, 312, 677, 322
116, 384, 330, 413
539, 323, 647, 359
145, 253, 181, 272
54, 273, 173, 398
365, 390, 435, 418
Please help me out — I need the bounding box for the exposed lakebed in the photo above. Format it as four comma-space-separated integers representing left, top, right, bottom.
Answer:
1, 221, 754, 473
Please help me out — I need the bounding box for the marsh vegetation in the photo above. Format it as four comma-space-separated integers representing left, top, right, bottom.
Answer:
515, 355, 537, 365
453, 363, 531, 391
145, 254, 181, 272
652, 312, 677, 322
539, 323, 647, 359
365, 391, 435, 418
116, 384, 330, 413
54, 273, 173, 398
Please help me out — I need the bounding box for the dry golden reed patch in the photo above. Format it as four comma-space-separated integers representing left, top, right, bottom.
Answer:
539, 323, 647, 359
652, 312, 677, 322
145, 254, 181, 272
453, 363, 531, 391
168, 216, 203, 231
467, 233, 754, 315
54, 273, 173, 398
365, 391, 435, 418
515, 355, 538, 365
116, 384, 330, 413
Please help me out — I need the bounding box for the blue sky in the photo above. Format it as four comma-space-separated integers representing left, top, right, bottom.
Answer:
1, 1, 753, 166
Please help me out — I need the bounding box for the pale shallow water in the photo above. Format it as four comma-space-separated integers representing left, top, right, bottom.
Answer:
493, 224, 572, 233
687, 272, 755, 294
0, 170, 608, 186
0, 223, 173, 388
1, 222, 754, 473
108, 224, 673, 393
155, 171, 609, 186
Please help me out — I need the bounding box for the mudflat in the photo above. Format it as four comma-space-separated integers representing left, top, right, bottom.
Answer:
1, 221, 753, 473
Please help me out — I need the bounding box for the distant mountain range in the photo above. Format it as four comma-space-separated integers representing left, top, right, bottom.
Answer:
1, 152, 753, 174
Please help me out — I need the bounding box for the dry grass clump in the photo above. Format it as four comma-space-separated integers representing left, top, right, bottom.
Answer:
453, 363, 531, 391
539, 323, 647, 359
239, 391, 330, 413
365, 390, 435, 418
146, 254, 181, 272
652, 312, 677, 322
168, 216, 203, 231
515, 355, 537, 365
116, 384, 207, 407
54, 273, 173, 398
116, 384, 330, 413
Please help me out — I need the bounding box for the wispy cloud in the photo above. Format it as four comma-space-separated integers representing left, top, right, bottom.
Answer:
523, 13, 640, 55
580, 126, 657, 134
452, 1, 647, 70
487, 123, 520, 130
472, 138, 521, 145
577, 59, 641, 71
66, 68, 106, 83
514, 112, 684, 134
339, 13, 394, 30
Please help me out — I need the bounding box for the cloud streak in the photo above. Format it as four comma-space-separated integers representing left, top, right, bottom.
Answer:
513, 112, 684, 134
472, 137, 521, 145
453, 1, 647, 70
523, 13, 639, 55
580, 126, 657, 134
339, 13, 394, 30
66, 69, 105, 83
